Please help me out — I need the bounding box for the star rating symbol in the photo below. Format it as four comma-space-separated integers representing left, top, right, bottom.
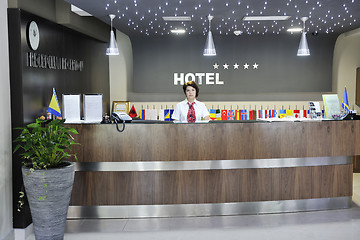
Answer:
210, 62, 260, 70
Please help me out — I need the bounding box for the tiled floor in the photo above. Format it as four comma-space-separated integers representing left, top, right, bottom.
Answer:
26, 174, 360, 240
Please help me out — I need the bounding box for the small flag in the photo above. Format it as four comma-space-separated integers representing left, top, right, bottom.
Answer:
301, 110, 307, 118
149, 109, 157, 120
159, 109, 165, 121
144, 109, 151, 120
129, 105, 137, 118
221, 110, 227, 120
216, 109, 221, 120
274, 110, 279, 118
47, 88, 61, 117
164, 109, 171, 121
257, 110, 263, 119
240, 110, 248, 120
286, 109, 293, 118
170, 109, 174, 121
235, 110, 241, 120
210, 109, 216, 120
228, 110, 235, 120
249, 110, 255, 120
342, 86, 350, 113
141, 109, 146, 120
293, 110, 300, 118
279, 110, 287, 118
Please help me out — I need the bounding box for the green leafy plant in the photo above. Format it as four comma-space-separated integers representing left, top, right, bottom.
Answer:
13, 117, 79, 169
13, 117, 79, 211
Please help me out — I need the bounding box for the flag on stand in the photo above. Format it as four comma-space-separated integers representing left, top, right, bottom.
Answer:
210, 109, 216, 120
170, 109, 174, 121
164, 109, 171, 121
221, 110, 227, 120
159, 109, 165, 121
149, 109, 157, 120
235, 110, 241, 120
301, 110, 307, 118
286, 109, 293, 118
249, 110, 255, 120
240, 110, 248, 120
47, 88, 61, 117
279, 110, 287, 118
342, 86, 350, 113
227, 110, 235, 120
293, 110, 300, 118
216, 109, 221, 120
270, 109, 279, 118
129, 105, 137, 118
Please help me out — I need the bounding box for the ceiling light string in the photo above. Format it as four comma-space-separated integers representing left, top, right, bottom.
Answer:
106, 14, 119, 55
297, 17, 310, 56
203, 15, 216, 56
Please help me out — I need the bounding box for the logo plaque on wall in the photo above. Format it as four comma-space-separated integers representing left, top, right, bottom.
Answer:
25, 20, 84, 71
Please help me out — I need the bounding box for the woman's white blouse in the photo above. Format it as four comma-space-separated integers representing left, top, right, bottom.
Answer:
172, 99, 210, 122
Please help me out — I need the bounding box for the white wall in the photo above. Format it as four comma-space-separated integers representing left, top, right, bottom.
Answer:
109, 30, 133, 109
333, 28, 360, 113
0, 1, 14, 240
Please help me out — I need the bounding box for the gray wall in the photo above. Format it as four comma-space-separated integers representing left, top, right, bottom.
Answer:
129, 33, 337, 102
0, 1, 13, 240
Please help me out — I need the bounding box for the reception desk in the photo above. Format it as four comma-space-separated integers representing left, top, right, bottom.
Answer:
67, 120, 357, 218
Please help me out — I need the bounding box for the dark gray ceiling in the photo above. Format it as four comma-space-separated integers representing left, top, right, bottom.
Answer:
65, 0, 360, 36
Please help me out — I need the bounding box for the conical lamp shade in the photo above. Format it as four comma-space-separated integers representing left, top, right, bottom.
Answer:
106, 30, 119, 55
203, 30, 216, 56
297, 32, 310, 56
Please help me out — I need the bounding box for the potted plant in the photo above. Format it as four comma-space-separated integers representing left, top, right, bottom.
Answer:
13, 117, 79, 240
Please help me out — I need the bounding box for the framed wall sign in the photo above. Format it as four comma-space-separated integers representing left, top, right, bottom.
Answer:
112, 101, 130, 114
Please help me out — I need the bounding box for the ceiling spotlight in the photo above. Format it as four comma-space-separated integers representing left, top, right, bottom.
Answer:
234, 30, 242, 36
242, 16, 291, 21
170, 29, 186, 34
106, 14, 119, 56
162, 16, 191, 21
287, 27, 303, 32
297, 17, 310, 56
203, 15, 216, 56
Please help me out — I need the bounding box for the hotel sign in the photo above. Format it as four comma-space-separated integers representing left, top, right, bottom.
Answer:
173, 72, 224, 85
26, 52, 84, 71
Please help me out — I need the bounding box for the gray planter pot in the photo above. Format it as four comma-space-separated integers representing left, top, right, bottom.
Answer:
22, 162, 75, 240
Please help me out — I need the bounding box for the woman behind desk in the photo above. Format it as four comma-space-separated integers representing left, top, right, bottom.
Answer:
172, 81, 210, 123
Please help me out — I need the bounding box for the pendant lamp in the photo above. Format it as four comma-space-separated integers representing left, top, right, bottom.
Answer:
106, 14, 119, 55
203, 15, 216, 56
297, 17, 310, 56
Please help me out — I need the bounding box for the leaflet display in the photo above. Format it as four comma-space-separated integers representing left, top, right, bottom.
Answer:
84, 94, 103, 122
62, 94, 81, 123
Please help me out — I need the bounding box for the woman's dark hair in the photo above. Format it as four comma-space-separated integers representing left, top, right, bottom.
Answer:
183, 81, 199, 97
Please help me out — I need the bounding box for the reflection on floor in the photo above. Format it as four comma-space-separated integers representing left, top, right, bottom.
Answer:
25, 174, 360, 240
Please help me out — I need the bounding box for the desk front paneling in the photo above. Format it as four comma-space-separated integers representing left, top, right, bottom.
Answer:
70, 121, 359, 162
70, 164, 352, 206
68, 121, 356, 218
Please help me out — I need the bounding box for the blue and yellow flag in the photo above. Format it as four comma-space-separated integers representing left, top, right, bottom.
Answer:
342, 86, 350, 113
164, 109, 171, 121
47, 88, 61, 117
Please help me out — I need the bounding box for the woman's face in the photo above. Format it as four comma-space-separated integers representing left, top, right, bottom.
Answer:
185, 86, 196, 102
